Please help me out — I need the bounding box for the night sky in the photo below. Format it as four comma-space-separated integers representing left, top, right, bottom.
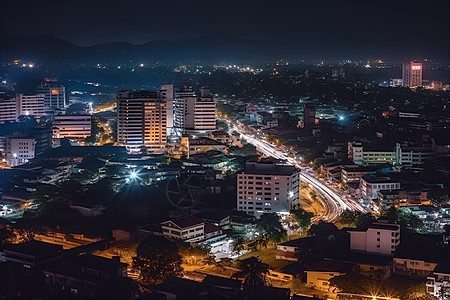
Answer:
1, 0, 449, 57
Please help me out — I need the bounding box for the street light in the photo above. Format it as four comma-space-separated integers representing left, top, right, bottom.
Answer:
129, 170, 138, 180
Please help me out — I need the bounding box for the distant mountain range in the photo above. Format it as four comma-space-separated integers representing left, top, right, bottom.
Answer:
0, 34, 447, 64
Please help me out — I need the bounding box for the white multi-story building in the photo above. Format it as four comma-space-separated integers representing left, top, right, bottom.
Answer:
348, 221, 400, 255
348, 141, 397, 166
360, 174, 400, 200
174, 86, 216, 131
426, 264, 450, 299
402, 61, 423, 88
161, 215, 205, 242
53, 115, 91, 139
6, 137, 36, 167
36, 81, 66, 111
116, 89, 167, 153
237, 162, 300, 217
16, 94, 45, 119
0, 97, 17, 123
160, 84, 174, 137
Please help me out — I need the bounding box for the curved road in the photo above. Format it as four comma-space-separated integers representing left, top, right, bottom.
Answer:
227, 120, 367, 221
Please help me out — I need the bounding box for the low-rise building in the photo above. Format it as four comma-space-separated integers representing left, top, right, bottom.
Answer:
394, 257, 437, 277
3, 241, 63, 268
161, 215, 205, 242
6, 136, 36, 167
53, 115, 91, 139
360, 174, 400, 200
348, 141, 396, 166
305, 260, 353, 292
426, 263, 450, 298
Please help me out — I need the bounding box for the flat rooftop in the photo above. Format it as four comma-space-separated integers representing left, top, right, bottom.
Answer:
243, 162, 297, 176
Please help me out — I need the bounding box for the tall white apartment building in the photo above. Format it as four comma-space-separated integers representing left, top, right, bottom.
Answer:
116, 88, 167, 153
174, 86, 216, 131
0, 97, 17, 123
36, 81, 66, 111
426, 264, 450, 298
160, 84, 174, 137
53, 115, 91, 139
237, 162, 300, 217
348, 221, 400, 255
6, 137, 36, 167
16, 94, 45, 118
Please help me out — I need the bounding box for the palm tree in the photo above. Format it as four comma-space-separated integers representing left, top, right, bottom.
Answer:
256, 234, 269, 249
232, 256, 269, 297
217, 257, 234, 274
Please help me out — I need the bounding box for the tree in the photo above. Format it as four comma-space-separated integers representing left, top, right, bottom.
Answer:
217, 258, 234, 274
0, 222, 15, 243
231, 235, 246, 256
232, 257, 268, 297
290, 209, 314, 229
132, 236, 183, 286
203, 254, 216, 268
255, 213, 287, 243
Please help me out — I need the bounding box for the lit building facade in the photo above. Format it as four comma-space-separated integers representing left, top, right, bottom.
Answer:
0, 96, 17, 123
36, 81, 66, 111
348, 221, 400, 255
237, 162, 300, 217
402, 61, 423, 87
16, 94, 45, 119
360, 174, 400, 200
174, 86, 216, 131
53, 115, 92, 139
6, 136, 36, 167
116, 88, 167, 153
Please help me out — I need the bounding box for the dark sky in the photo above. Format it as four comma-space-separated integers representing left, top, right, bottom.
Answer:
1, 0, 449, 56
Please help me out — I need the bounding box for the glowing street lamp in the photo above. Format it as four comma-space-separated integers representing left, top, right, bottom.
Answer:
129, 170, 139, 180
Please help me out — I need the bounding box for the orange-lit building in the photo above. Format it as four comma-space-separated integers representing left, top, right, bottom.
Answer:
402, 61, 422, 87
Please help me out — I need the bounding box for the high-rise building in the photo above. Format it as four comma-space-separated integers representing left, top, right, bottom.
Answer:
16, 94, 45, 118
36, 81, 66, 112
174, 86, 216, 131
236, 161, 300, 217
0, 96, 17, 123
160, 84, 174, 137
402, 61, 422, 87
116, 88, 167, 153
303, 103, 315, 128
53, 115, 92, 139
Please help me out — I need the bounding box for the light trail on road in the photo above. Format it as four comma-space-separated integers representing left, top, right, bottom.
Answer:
226, 120, 367, 221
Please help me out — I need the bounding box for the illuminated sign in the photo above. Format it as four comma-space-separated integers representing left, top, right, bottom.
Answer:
411, 65, 421, 70
51, 89, 59, 95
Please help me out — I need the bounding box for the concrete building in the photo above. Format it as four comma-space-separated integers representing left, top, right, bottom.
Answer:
16, 94, 45, 119
394, 257, 437, 277
0, 96, 18, 123
36, 81, 66, 111
174, 86, 216, 131
303, 103, 315, 128
348, 221, 400, 255
402, 61, 423, 88
304, 260, 353, 292
348, 141, 397, 165
160, 84, 174, 137
161, 215, 205, 242
53, 115, 91, 139
6, 136, 36, 167
426, 264, 450, 299
237, 161, 300, 217
116, 89, 167, 153
360, 174, 401, 200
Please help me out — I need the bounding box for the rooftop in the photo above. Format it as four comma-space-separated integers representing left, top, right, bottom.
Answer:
3, 241, 63, 257
305, 259, 353, 273
163, 214, 204, 229
202, 275, 242, 289
243, 161, 298, 176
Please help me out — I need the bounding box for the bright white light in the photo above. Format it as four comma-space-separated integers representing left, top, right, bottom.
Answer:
89, 102, 93, 106
288, 191, 294, 198
140, 63, 144, 67
13, 153, 17, 158
339, 116, 344, 121
129, 170, 138, 180
28, 64, 34, 68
